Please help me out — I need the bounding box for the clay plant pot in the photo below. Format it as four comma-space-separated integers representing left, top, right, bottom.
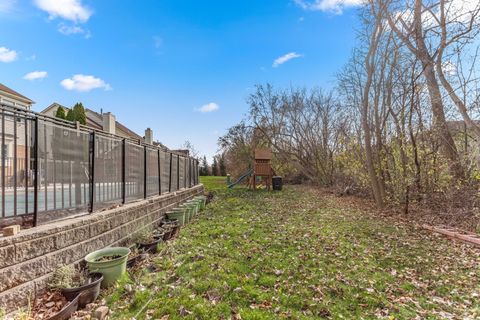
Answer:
61, 273, 103, 308
47, 293, 80, 320
85, 247, 130, 288
167, 208, 186, 226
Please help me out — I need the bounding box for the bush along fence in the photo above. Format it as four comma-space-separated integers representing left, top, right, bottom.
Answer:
0, 103, 200, 228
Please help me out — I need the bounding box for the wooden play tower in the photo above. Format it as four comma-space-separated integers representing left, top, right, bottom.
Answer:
251, 148, 274, 191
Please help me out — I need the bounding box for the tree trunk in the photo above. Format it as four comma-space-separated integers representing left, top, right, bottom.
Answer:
421, 61, 463, 178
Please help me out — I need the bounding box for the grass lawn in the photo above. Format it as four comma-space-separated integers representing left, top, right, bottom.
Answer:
107, 176, 480, 319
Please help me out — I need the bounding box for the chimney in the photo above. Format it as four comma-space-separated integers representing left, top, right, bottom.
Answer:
145, 128, 153, 145
102, 112, 116, 135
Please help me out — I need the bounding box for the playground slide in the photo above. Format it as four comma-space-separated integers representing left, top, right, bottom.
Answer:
227, 169, 253, 188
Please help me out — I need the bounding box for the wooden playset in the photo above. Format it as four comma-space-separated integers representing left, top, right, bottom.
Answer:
250, 148, 274, 191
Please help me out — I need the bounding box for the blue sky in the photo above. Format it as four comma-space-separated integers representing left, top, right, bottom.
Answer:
0, 0, 361, 161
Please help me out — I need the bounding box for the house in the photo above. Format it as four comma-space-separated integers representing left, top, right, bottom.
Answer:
0, 83, 34, 110
40, 103, 168, 149
0, 84, 34, 184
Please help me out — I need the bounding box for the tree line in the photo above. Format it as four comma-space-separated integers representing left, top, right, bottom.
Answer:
219, 0, 480, 224
199, 155, 227, 176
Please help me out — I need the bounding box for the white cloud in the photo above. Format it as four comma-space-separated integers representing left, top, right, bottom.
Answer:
442, 61, 457, 76
23, 71, 48, 81
34, 0, 92, 23
390, 0, 480, 33
60, 74, 111, 92
0, 47, 17, 63
294, 0, 363, 14
449, 0, 480, 22
58, 23, 91, 38
196, 102, 220, 113
273, 52, 303, 68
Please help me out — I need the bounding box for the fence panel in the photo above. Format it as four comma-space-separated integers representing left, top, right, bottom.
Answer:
37, 120, 90, 224
161, 151, 170, 193
93, 135, 122, 210
185, 158, 190, 188
0, 112, 35, 219
146, 147, 159, 197
125, 142, 144, 201
170, 154, 178, 191
178, 157, 185, 189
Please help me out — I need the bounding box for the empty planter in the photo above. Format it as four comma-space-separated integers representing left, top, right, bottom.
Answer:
167, 208, 186, 226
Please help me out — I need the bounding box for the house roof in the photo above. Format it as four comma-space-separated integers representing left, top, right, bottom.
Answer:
40, 102, 144, 141
86, 109, 143, 141
40, 102, 63, 115
37, 103, 182, 152
0, 83, 34, 104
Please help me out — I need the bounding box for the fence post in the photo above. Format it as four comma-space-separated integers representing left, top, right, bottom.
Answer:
168, 152, 172, 192
144, 146, 147, 199
25, 117, 29, 216
33, 117, 39, 227
122, 139, 126, 204
13, 113, 17, 216
89, 131, 96, 213
158, 149, 162, 195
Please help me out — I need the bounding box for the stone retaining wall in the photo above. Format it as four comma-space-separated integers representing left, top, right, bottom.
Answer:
0, 184, 204, 313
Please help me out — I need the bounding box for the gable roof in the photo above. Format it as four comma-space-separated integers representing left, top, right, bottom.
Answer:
40, 102, 63, 115
0, 83, 34, 104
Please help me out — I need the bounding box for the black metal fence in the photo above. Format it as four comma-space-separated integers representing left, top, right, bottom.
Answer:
0, 104, 200, 227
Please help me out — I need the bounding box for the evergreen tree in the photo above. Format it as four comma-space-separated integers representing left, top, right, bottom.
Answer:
212, 157, 218, 176
66, 109, 75, 121
200, 156, 209, 176
72, 102, 87, 125
64, 102, 87, 125
219, 154, 227, 176
55, 106, 66, 119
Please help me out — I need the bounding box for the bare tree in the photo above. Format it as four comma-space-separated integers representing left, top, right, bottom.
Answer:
381, 0, 466, 178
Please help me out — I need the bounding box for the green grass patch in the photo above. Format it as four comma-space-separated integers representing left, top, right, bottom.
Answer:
107, 176, 480, 319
